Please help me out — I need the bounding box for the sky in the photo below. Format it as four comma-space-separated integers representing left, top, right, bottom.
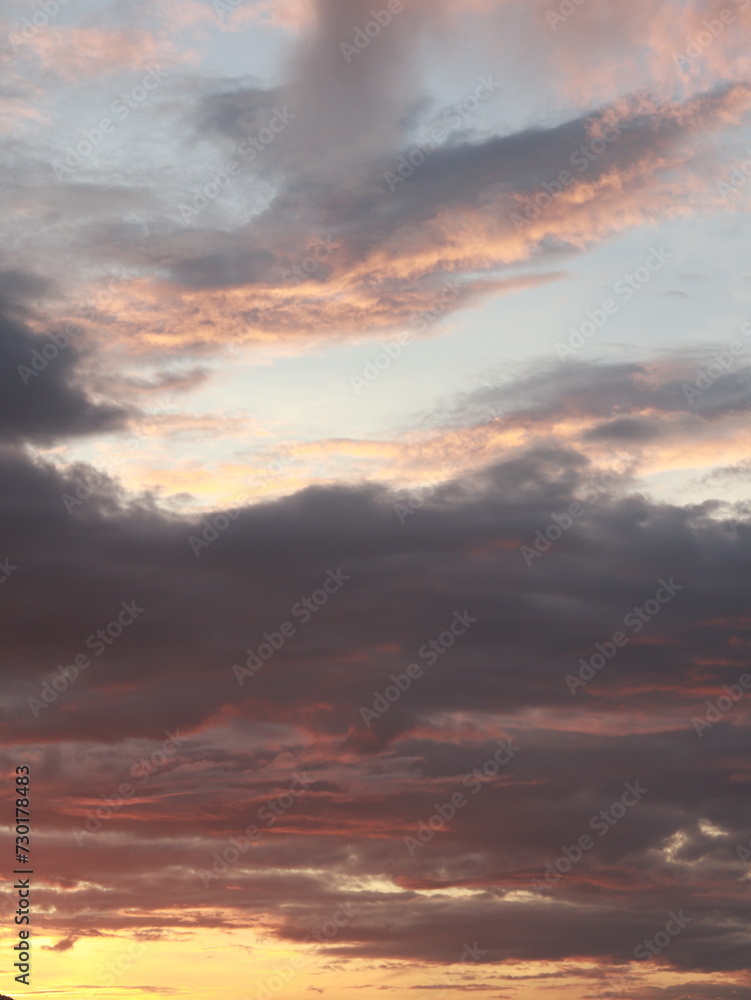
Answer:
1, 0, 751, 998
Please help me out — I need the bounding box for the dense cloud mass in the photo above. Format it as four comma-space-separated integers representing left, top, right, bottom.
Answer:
1, 0, 750, 998
1, 379, 750, 991
0, 287, 125, 443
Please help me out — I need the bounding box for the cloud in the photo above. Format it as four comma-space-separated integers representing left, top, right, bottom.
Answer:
0, 275, 126, 444
87, 80, 751, 352
43, 935, 78, 951
0, 353, 749, 974
7, 1, 751, 361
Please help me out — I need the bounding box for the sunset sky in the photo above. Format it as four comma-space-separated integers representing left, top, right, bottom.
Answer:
1, 0, 751, 998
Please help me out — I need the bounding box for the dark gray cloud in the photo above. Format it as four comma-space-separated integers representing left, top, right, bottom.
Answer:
451, 357, 751, 433
0, 274, 126, 444
0, 355, 749, 974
